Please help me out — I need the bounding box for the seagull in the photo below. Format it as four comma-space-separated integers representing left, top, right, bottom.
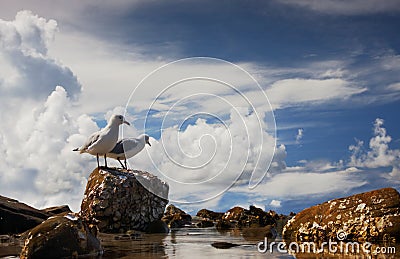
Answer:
73, 114, 130, 168
107, 134, 151, 169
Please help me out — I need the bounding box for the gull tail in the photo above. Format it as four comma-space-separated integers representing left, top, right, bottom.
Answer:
73, 148, 79, 151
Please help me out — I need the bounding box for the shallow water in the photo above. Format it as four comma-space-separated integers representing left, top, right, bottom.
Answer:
1, 228, 399, 258
100, 227, 290, 259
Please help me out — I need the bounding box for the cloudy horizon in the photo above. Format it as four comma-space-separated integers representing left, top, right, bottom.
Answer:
0, 1, 399, 214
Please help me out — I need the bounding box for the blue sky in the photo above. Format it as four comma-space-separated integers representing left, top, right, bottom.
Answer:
0, 0, 400, 214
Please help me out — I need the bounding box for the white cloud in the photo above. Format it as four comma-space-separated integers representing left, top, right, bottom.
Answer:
276, 0, 400, 15
130, 107, 277, 203
270, 200, 282, 208
232, 169, 367, 201
0, 11, 100, 211
349, 118, 400, 181
349, 118, 400, 168
266, 78, 366, 109
0, 10, 81, 99
0, 86, 100, 211
387, 82, 400, 91
295, 128, 304, 144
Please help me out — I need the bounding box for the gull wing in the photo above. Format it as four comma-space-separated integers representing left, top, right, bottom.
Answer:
80, 132, 101, 152
110, 139, 125, 154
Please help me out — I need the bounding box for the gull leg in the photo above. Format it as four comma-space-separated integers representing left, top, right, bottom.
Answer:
104, 154, 108, 168
117, 158, 125, 169
124, 159, 127, 170
96, 154, 100, 168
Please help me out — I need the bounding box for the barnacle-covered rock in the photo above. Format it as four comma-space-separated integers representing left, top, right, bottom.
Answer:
80, 167, 169, 233
283, 188, 400, 242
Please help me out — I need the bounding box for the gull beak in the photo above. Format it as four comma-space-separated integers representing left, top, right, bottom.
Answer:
147, 140, 151, 146
124, 120, 130, 126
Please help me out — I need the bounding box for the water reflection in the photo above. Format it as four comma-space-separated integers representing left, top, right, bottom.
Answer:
1, 228, 398, 258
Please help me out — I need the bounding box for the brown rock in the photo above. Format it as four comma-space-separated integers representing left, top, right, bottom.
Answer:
0, 195, 49, 234
196, 209, 224, 221
161, 205, 192, 228
19, 213, 101, 259
283, 187, 400, 242
216, 205, 276, 230
80, 167, 169, 233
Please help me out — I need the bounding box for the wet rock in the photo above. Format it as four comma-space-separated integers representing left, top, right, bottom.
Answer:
146, 220, 170, 233
283, 187, 400, 242
0, 195, 49, 234
196, 209, 224, 221
216, 205, 276, 230
41, 205, 72, 216
161, 205, 192, 228
211, 241, 240, 249
20, 213, 102, 259
80, 168, 169, 233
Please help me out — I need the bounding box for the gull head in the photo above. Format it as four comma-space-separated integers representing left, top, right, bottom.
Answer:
144, 134, 151, 146
110, 114, 130, 126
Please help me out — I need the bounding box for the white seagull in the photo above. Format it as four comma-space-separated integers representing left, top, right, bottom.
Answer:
107, 134, 151, 169
73, 114, 130, 168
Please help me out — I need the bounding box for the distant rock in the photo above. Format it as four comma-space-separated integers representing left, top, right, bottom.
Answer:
283, 187, 400, 242
211, 241, 240, 249
162, 204, 192, 228
196, 209, 224, 221
20, 213, 101, 259
80, 167, 169, 233
216, 205, 276, 230
41, 205, 72, 216
0, 195, 49, 234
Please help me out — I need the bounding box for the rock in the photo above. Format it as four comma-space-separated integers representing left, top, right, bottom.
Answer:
283, 187, 400, 242
41, 205, 72, 216
146, 220, 170, 233
20, 213, 102, 259
216, 205, 276, 230
0, 195, 49, 234
196, 220, 214, 228
80, 168, 169, 233
211, 242, 240, 249
196, 209, 224, 221
162, 204, 192, 228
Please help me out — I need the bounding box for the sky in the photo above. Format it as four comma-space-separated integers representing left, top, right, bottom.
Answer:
0, 0, 399, 214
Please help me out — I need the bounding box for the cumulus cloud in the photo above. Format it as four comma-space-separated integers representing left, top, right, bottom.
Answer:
0, 10, 81, 99
275, 0, 400, 15
0, 11, 92, 210
0, 86, 100, 210
129, 106, 278, 203
349, 118, 400, 181
349, 118, 400, 168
